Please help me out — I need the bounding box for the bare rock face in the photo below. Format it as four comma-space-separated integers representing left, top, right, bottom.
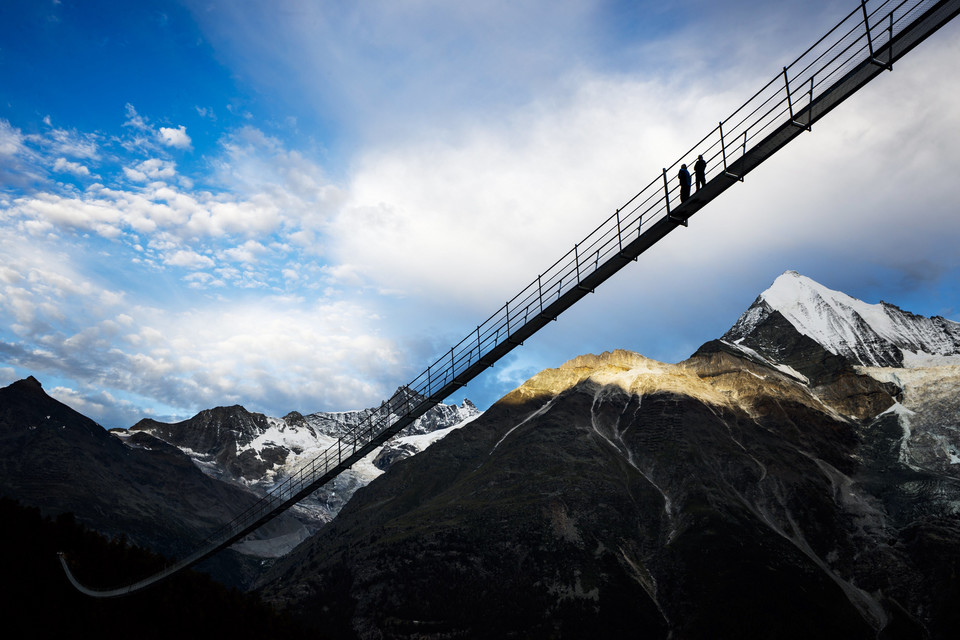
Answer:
256, 349, 960, 639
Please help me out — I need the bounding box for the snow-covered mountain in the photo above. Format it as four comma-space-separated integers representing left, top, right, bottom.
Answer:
725, 270, 960, 368
126, 395, 482, 556
720, 270, 960, 477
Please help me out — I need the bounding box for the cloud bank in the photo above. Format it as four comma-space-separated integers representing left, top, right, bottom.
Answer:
1, 1, 958, 429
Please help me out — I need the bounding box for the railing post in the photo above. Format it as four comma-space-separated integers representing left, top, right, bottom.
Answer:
884, 11, 894, 70
783, 66, 799, 126
719, 121, 741, 181
615, 208, 623, 252
719, 122, 727, 174
783, 67, 794, 119
861, 0, 876, 59
861, 0, 891, 69
662, 168, 671, 215
783, 66, 811, 130
574, 243, 581, 284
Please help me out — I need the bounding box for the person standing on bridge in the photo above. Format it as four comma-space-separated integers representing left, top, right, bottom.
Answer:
694, 155, 706, 192
678, 164, 691, 203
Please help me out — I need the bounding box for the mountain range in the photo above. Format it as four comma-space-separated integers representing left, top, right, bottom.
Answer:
2, 270, 959, 638
0, 375, 479, 585
253, 271, 960, 638
122, 396, 481, 557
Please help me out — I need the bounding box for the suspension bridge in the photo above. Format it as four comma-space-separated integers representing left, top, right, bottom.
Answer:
61, 0, 960, 597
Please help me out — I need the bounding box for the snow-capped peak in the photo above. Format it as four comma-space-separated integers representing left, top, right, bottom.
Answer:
728, 270, 960, 368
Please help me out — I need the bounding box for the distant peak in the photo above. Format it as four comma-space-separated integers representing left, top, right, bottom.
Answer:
10, 376, 46, 395
728, 272, 960, 368
763, 270, 833, 300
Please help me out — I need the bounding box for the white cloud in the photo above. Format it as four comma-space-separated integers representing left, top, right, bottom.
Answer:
326, 74, 694, 308
123, 166, 148, 182
43, 125, 100, 160
0, 367, 16, 386
7, 177, 288, 244
123, 103, 150, 131
220, 239, 268, 264
3, 0, 960, 428
0, 119, 25, 157
0, 244, 406, 423
0, 119, 43, 187
164, 249, 215, 269
120, 105, 192, 155
0, 209, 411, 423
0, 230, 124, 342
322, 17, 960, 316
158, 125, 192, 149
53, 157, 91, 177
123, 158, 176, 182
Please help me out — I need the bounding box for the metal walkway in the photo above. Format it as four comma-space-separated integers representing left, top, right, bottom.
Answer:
61, 0, 960, 596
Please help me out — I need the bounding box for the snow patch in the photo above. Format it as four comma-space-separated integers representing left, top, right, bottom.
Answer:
722, 339, 810, 383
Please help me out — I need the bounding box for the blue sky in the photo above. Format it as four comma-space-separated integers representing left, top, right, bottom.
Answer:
2, 0, 959, 428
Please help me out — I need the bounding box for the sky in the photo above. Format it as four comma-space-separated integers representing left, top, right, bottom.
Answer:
1, 0, 959, 429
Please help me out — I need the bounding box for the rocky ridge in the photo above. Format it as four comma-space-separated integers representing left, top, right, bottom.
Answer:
124, 394, 482, 556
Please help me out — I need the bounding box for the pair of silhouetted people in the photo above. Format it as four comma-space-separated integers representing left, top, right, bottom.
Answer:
678, 155, 707, 204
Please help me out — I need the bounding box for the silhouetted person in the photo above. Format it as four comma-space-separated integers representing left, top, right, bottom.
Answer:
694, 155, 706, 191
678, 164, 691, 203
